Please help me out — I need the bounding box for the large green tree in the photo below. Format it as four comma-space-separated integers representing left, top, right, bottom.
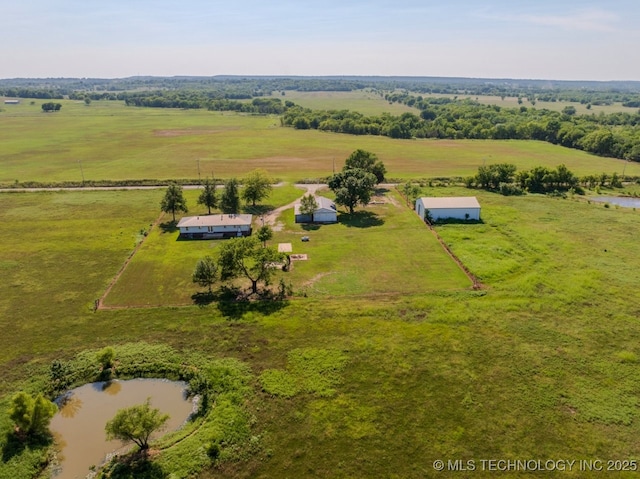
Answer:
193, 256, 218, 293
242, 169, 272, 207
218, 236, 284, 295
105, 399, 169, 452
328, 168, 377, 214
160, 183, 188, 222
197, 179, 218, 214
344, 149, 386, 184
9, 391, 57, 439
220, 178, 241, 213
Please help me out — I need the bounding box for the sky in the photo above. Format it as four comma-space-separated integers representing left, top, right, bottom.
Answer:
1, 0, 639, 81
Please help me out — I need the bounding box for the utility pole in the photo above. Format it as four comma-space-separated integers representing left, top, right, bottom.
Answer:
197, 159, 201, 183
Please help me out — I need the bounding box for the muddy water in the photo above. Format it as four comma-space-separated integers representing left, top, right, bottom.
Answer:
49, 378, 194, 479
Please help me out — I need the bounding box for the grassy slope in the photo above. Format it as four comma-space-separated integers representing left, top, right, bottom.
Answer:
2, 100, 639, 184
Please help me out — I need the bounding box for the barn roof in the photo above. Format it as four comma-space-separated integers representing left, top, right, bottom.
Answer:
177, 214, 253, 228
417, 197, 481, 209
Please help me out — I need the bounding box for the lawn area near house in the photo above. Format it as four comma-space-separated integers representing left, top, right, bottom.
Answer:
104, 186, 471, 307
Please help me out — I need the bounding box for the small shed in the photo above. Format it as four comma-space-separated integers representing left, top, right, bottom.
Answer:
415, 197, 481, 222
177, 214, 253, 239
294, 196, 338, 224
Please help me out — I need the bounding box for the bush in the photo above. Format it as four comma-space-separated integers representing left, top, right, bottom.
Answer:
499, 182, 524, 196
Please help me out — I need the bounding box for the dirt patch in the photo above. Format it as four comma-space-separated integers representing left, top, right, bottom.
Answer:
153, 128, 237, 137
302, 272, 334, 287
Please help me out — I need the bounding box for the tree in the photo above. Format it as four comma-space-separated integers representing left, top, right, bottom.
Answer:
192, 256, 218, 293
9, 391, 57, 439
41, 102, 62, 112
343, 149, 386, 183
105, 399, 169, 452
299, 194, 318, 222
400, 182, 420, 206
218, 236, 284, 296
256, 225, 273, 247
220, 178, 240, 213
97, 346, 115, 371
197, 178, 218, 214
242, 169, 272, 207
160, 183, 188, 222
328, 168, 377, 214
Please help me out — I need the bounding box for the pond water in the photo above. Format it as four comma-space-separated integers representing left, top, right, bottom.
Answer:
49, 378, 194, 479
591, 196, 640, 208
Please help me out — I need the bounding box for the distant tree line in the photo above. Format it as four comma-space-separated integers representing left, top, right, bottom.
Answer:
283, 97, 640, 161
4, 76, 640, 106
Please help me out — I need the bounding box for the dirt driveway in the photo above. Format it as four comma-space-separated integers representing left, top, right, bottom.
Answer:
261, 184, 326, 231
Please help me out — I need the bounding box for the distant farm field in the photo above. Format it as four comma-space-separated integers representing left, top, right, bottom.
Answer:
419, 92, 636, 115
1, 100, 637, 184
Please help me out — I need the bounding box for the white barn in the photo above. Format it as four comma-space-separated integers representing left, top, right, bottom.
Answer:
294, 196, 338, 224
415, 197, 481, 222
177, 214, 253, 239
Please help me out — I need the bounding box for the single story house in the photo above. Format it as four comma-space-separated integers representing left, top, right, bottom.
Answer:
177, 214, 253, 239
4, 99, 19, 104
415, 197, 481, 222
294, 196, 338, 224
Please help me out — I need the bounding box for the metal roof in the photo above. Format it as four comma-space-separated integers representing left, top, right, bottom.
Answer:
294, 196, 337, 215
177, 214, 253, 228
417, 197, 481, 209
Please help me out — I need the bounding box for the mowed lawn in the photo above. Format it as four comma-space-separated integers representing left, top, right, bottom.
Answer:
2, 99, 638, 184
105, 187, 471, 307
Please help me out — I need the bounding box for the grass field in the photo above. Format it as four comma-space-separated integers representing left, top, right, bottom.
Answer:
418, 92, 636, 115
2, 99, 639, 185
3, 184, 640, 478
3, 96, 640, 478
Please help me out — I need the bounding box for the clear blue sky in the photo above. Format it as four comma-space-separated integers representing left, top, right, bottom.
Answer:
2, 0, 638, 80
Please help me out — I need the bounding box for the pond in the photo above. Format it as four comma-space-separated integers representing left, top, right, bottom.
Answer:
49, 378, 194, 479
591, 196, 640, 208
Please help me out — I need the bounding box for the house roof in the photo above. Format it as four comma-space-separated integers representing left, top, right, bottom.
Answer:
417, 197, 481, 209
294, 196, 337, 215
177, 214, 253, 228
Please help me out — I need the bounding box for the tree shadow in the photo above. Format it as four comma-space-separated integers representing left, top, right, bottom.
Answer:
301, 224, 321, 231
338, 211, 384, 228
192, 287, 289, 318
102, 452, 168, 479
215, 287, 289, 319
2, 430, 51, 463
191, 291, 215, 307
158, 221, 178, 234
374, 186, 391, 195
242, 204, 275, 216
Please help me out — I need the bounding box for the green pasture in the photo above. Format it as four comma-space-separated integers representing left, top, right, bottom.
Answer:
278, 90, 416, 116
2, 99, 638, 185
3, 187, 640, 477
420, 92, 635, 115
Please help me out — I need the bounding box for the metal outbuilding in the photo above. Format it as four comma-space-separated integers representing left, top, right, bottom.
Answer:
415, 197, 481, 222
